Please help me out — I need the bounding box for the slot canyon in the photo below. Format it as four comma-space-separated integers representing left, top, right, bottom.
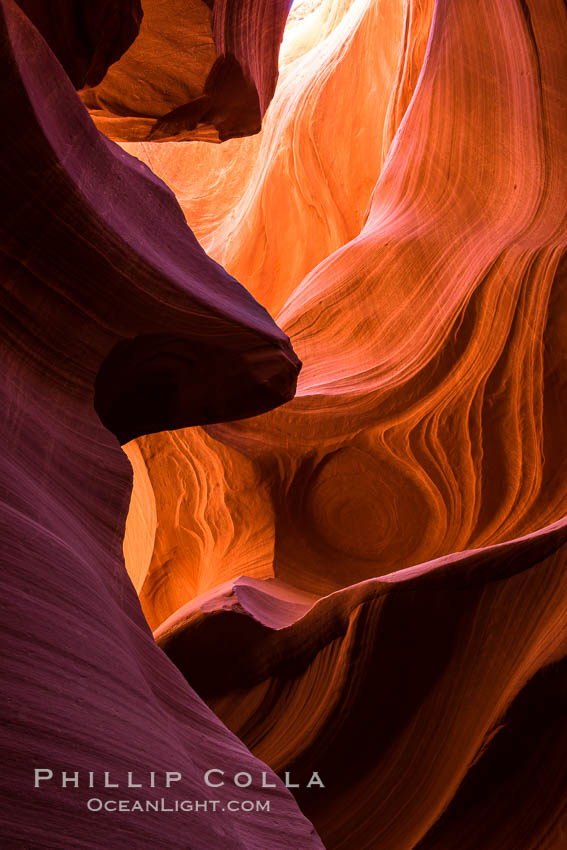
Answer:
1, 0, 566, 847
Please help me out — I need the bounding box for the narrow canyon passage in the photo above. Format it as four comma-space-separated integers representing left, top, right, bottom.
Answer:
2, 1, 567, 848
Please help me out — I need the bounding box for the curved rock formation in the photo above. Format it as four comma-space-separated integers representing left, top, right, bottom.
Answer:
81, 0, 293, 143
0, 1, 320, 847
3, 0, 567, 846
123, 0, 424, 313
132, 0, 567, 607
121, 0, 567, 847
157, 519, 567, 849
14, 0, 143, 88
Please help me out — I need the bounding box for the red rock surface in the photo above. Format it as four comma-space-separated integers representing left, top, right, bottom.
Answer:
0, 1, 321, 847
122, 0, 567, 846
2, 0, 567, 848
81, 0, 293, 142
158, 520, 567, 848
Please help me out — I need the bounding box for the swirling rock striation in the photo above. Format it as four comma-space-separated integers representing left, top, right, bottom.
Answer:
123, 0, 567, 847
132, 0, 567, 613
157, 519, 567, 849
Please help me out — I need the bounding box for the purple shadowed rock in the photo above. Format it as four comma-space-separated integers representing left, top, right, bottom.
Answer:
0, 2, 320, 848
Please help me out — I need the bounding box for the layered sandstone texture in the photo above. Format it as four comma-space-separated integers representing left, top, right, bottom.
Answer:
0, 1, 323, 847
2, 0, 567, 849
80, 0, 293, 142
123, 0, 567, 848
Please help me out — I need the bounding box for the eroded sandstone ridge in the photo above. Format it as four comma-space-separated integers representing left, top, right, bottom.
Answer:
0, 1, 323, 847
122, 0, 567, 847
79, 0, 292, 142
2, 0, 567, 848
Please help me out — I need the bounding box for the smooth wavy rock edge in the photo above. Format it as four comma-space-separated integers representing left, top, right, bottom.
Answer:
0, 1, 321, 847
